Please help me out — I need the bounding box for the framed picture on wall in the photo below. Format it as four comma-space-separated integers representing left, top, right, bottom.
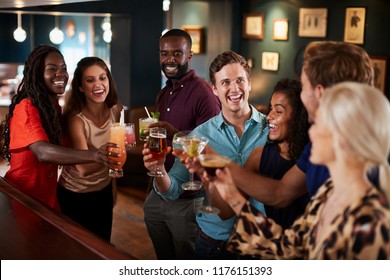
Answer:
344, 7, 366, 44
66, 19, 76, 38
181, 25, 205, 54
273, 18, 288, 40
243, 13, 264, 39
370, 56, 387, 93
262, 52, 279, 71
298, 8, 327, 37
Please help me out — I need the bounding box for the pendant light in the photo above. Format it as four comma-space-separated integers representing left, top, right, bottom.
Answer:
163, 0, 171, 11
13, 13, 27, 43
101, 16, 112, 43
49, 16, 64, 45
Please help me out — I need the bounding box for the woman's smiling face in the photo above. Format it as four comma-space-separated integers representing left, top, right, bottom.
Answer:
43, 52, 68, 96
267, 92, 293, 142
79, 65, 110, 104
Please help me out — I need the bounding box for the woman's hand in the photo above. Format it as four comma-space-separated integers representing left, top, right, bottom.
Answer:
213, 167, 247, 215
96, 142, 121, 169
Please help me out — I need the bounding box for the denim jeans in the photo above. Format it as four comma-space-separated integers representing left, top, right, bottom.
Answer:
193, 232, 238, 260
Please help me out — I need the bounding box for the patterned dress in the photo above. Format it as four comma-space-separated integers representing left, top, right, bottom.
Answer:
226, 179, 390, 259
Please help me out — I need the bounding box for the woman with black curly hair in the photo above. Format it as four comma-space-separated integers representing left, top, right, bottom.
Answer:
1, 45, 116, 210
244, 78, 310, 229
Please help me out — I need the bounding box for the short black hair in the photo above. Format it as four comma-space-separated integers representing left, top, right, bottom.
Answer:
160, 29, 192, 49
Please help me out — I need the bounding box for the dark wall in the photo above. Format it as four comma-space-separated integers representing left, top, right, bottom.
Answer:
236, 0, 390, 105
0, 13, 32, 62
0, 0, 163, 108
3, 0, 387, 109
53, 0, 164, 108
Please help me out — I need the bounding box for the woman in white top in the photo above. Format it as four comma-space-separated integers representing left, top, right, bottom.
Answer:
58, 57, 122, 241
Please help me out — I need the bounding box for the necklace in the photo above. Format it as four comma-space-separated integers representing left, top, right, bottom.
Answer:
165, 84, 184, 112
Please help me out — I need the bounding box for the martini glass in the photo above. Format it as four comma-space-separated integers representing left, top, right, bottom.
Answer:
172, 131, 191, 162
181, 135, 208, 191
198, 154, 232, 215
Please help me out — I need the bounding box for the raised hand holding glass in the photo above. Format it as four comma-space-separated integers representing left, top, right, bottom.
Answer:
108, 123, 127, 178
197, 154, 232, 214
181, 135, 208, 191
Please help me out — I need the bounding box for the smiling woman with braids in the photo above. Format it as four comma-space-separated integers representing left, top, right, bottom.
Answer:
1, 45, 116, 210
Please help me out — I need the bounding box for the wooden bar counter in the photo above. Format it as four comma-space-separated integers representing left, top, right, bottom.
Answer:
0, 177, 135, 260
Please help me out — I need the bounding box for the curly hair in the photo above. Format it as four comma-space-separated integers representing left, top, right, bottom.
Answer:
62, 56, 118, 120
269, 78, 310, 161
1, 45, 65, 162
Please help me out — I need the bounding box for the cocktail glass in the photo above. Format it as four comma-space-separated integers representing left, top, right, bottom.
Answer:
139, 117, 158, 142
124, 123, 136, 151
172, 131, 191, 162
108, 123, 127, 178
181, 135, 208, 191
147, 127, 168, 177
197, 154, 232, 215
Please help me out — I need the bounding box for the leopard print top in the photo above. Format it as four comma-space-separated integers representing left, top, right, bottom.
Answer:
226, 179, 390, 259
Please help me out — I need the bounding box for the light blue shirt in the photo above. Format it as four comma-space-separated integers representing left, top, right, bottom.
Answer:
155, 105, 269, 241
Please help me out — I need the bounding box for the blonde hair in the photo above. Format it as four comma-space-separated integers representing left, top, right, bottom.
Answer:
319, 82, 390, 201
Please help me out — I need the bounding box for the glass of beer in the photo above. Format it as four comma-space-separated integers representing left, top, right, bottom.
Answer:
197, 154, 232, 215
147, 127, 168, 177
108, 123, 127, 178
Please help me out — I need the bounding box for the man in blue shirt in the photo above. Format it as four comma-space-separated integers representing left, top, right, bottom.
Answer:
143, 50, 269, 259
228, 41, 374, 209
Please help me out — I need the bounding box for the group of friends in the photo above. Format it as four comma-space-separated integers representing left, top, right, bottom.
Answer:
1, 28, 390, 260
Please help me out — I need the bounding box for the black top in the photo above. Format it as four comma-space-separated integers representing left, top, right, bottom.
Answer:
259, 142, 309, 229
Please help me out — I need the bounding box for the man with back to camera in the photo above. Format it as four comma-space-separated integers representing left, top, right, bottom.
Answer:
143, 29, 220, 259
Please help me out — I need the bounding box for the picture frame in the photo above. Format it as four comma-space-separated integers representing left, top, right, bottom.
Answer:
243, 13, 264, 39
298, 8, 327, 37
370, 56, 387, 93
181, 25, 205, 54
262, 52, 279, 71
66, 19, 76, 39
272, 18, 288, 41
344, 7, 366, 45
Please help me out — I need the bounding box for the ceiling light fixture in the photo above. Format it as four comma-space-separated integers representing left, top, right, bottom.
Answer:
49, 16, 64, 45
101, 17, 112, 43
13, 13, 27, 43
163, 0, 170, 12
101, 16, 111, 31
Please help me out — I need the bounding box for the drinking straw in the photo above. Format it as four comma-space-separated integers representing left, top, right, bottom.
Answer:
144, 106, 151, 118
120, 109, 124, 125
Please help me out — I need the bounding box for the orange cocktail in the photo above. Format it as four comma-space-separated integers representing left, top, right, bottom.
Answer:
108, 123, 127, 178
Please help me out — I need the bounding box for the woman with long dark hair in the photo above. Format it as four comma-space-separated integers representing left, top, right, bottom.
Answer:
58, 57, 122, 241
